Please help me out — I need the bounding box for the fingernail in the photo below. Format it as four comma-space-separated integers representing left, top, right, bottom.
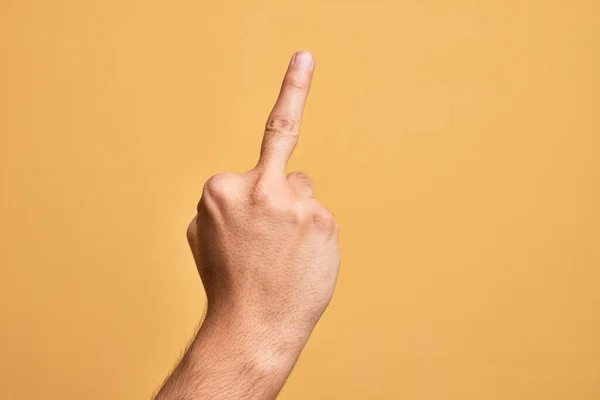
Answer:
292, 51, 314, 70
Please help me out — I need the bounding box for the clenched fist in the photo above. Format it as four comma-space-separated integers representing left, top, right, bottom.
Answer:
156, 51, 341, 400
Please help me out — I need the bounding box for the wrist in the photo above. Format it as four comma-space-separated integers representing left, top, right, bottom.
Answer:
196, 306, 308, 376
155, 306, 307, 400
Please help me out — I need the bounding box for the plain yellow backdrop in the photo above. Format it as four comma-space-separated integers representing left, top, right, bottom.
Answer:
1, 0, 599, 398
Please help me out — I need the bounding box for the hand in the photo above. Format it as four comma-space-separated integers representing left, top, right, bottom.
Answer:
155, 51, 340, 400
187, 50, 340, 347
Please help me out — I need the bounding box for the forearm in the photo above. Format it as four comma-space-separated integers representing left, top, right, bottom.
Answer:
154, 309, 306, 400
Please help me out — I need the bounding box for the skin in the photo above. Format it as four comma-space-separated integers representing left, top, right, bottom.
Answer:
154, 50, 341, 400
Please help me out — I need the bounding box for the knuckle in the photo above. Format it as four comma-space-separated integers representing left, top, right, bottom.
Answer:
250, 179, 273, 207
287, 171, 314, 195
288, 170, 312, 184
202, 173, 240, 202
312, 205, 336, 231
252, 178, 302, 217
283, 75, 308, 93
265, 114, 301, 136
291, 201, 312, 223
186, 218, 197, 244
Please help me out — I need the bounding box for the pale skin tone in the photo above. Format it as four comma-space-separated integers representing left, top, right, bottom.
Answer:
154, 50, 341, 400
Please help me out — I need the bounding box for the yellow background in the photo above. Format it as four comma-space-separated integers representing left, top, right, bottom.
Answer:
1, 0, 599, 398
